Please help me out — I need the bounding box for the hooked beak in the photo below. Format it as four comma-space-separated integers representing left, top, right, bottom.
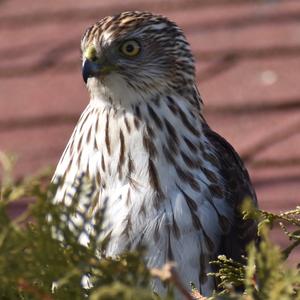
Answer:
82, 59, 103, 84
82, 45, 116, 84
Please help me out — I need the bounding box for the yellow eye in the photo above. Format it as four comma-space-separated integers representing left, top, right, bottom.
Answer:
120, 40, 141, 57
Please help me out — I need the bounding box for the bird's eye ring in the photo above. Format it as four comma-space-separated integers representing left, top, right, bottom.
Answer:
120, 40, 141, 57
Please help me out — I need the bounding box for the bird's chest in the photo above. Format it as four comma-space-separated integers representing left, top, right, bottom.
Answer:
87, 127, 221, 255
62, 103, 228, 247
53, 101, 233, 295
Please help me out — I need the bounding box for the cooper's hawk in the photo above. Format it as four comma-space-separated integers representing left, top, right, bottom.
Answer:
53, 11, 258, 297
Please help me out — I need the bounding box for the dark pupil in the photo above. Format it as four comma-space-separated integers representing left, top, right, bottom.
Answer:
125, 44, 134, 53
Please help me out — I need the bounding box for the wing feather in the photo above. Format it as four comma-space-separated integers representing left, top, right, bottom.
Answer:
203, 123, 258, 261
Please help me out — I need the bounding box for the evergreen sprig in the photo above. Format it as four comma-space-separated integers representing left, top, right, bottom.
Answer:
0, 154, 299, 300
0, 161, 158, 300
208, 200, 300, 300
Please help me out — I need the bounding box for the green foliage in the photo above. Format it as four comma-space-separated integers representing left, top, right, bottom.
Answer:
209, 200, 300, 300
0, 160, 158, 300
0, 154, 299, 300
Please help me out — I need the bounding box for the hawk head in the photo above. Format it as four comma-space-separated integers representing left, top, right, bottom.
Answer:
81, 11, 196, 105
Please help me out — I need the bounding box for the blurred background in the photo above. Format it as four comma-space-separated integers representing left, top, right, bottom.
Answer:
0, 0, 299, 262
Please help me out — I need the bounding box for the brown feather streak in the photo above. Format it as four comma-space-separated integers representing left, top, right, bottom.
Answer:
117, 129, 125, 178
147, 104, 163, 129
177, 106, 199, 136
143, 132, 157, 158
105, 111, 111, 155
148, 158, 164, 198
175, 166, 201, 191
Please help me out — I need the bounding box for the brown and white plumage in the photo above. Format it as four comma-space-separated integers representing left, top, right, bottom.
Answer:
52, 11, 258, 296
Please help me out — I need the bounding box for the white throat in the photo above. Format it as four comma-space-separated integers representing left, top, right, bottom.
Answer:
87, 73, 165, 108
